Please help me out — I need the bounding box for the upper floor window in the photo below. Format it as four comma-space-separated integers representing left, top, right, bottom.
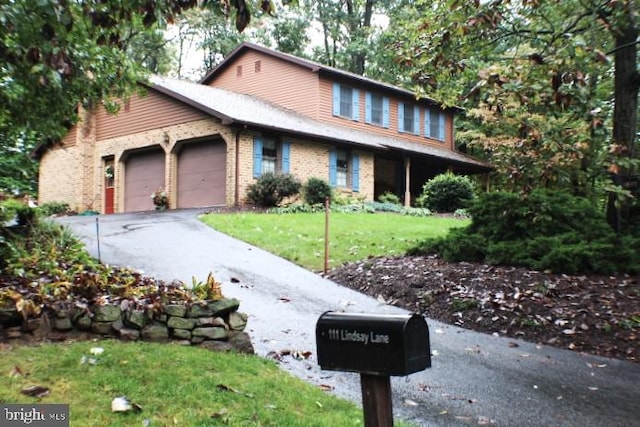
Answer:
333, 83, 360, 121
398, 102, 420, 135
425, 109, 446, 141
253, 136, 291, 178
329, 148, 360, 192
365, 92, 390, 128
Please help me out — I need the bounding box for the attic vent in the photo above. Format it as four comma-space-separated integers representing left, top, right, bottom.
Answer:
236, 65, 242, 77
255, 60, 261, 73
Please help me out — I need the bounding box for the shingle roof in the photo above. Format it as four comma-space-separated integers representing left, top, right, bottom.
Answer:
148, 76, 490, 171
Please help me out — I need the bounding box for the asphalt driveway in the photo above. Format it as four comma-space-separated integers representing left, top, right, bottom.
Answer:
56, 209, 640, 427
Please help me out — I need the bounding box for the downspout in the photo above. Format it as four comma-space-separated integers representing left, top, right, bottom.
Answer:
235, 129, 240, 207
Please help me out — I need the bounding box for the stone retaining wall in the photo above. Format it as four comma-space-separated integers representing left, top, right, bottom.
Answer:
0, 298, 254, 354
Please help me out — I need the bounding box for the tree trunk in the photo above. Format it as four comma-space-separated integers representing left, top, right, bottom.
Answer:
607, 3, 639, 231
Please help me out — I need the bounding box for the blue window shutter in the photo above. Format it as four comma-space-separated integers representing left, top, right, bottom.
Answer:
383, 97, 390, 128
398, 102, 405, 132
351, 154, 360, 192
414, 106, 421, 135
281, 141, 290, 173
253, 137, 263, 178
352, 89, 360, 121
365, 92, 372, 123
253, 136, 262, 178
332, 83, 340, 116
425, 109, 432, 137
329, 149, 337, 187
438, 112, 446, 141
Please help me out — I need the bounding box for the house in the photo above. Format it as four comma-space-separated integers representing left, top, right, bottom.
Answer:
37, 42, 490, 213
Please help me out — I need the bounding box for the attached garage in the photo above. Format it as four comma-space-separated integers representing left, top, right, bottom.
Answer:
124, 147, 166, 212
176, 138, 227, 208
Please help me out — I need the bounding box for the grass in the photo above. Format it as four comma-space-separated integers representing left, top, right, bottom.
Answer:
200, 212, 468, 271
0, 340, 370, 426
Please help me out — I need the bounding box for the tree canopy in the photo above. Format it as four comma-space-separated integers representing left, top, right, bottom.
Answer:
0, 0, 276, 194
393, 1, 638, 202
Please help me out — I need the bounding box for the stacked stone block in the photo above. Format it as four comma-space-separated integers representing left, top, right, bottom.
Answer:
0, 298, 253, 354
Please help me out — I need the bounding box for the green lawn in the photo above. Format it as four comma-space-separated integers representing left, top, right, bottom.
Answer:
0, 340, 372, 426
200, 212, 468, 271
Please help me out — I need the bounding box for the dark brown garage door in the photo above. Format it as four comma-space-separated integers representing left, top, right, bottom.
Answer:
177, 139, 226, 208
124, 147, 166, 212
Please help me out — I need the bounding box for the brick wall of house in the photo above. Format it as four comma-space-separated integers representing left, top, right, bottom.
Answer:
38, 110, 93, 211
38, 142, 85, 211
239, 134, 374, 204
94, 119, 236, 213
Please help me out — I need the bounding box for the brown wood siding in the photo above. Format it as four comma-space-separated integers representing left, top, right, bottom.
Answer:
96, 90, 209, 141
206, 51, 320, 119
57, 125, 78, 147
318, 78, 455, 149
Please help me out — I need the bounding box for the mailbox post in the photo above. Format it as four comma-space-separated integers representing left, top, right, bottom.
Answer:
316, 311, 431, 427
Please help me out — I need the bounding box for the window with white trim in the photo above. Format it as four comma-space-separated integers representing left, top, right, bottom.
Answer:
333, 83, 360, 121
404, 105, 415, 132
336, 149, 349, 187
398, 102, 420, 135
425, 109, 446, 141
329, 148, 360, 192
253, 136, 291, 178
262, 138, 277, 174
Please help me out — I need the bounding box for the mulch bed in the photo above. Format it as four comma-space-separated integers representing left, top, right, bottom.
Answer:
325, 255, 639, 363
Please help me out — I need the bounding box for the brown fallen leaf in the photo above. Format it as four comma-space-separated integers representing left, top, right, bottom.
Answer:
318, 384, 334, 391
9, 365, 23, 377
216, 384, 241, 394
21, 385, 50, 398
211, 408, 229, 419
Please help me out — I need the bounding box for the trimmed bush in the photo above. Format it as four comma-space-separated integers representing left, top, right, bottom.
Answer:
39, 201, 70, 217
303, 177, 333, 205
417, 172, 474, 212
246, 172, 301, 207
409, 189, 640, 274
377, 191, 401, 205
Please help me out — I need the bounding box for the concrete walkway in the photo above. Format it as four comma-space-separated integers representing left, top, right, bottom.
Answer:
56, 210, 640, 426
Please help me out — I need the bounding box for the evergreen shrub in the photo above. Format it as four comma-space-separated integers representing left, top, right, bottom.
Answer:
377, 191, 401, 205
246, 172, 301, 207
417, 172, 474, 212
303, 177, 332, 205
409, 189, 640, 274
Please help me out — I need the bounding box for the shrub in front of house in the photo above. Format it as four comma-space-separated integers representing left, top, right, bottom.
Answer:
247, 172, 301, 207
302, 177, 333, 206
416, 172, 474, 212
409, 189, 640, 274
39, 201, 71, 217
377, 191, 401, 205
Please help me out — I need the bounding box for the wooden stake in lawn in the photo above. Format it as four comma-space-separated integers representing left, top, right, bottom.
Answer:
324, 196, 330, 275
96, 217, 101, 263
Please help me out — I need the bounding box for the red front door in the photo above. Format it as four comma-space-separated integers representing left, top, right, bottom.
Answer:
105, 187, 115, 214
104, 161, 115, 214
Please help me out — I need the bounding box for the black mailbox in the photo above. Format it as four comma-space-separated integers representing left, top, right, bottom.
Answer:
316, 311, 431, 376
